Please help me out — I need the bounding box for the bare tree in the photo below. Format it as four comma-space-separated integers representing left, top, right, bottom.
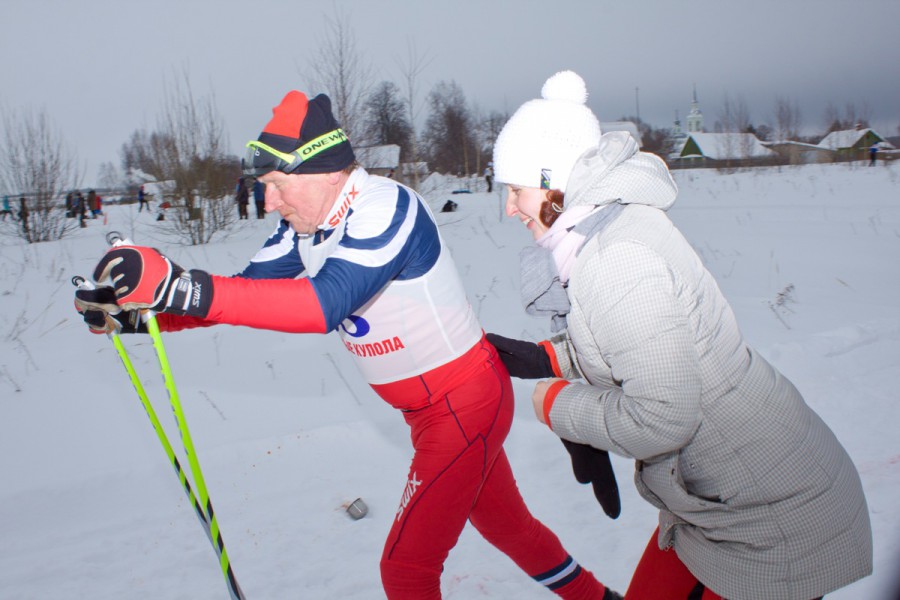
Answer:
121, 129, 165, 178
717, 93, 753, 166
823, 101, 843, 132
396, 39, 435, 188
773, 96, 802, 141
848, 101, 872, 129
0, 105, 82, 243
752, 123, 773, 142
361, 81, 413, 160
469, 106, 509, 185
469, 103, 486, 178
723, 93, 751, 133
303, 7, 375, 144
422, 81, 478, 176
823, 101, 870, 133
120, 68, 237, 245
476, 109, 508, 164
715, 93, 738, 167
96, 161, 124, 190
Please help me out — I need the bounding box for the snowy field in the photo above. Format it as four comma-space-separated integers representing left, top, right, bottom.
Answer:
1, 162, 899, 599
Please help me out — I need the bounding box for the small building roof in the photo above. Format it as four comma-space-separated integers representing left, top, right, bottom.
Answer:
676, 132, 777, 160
354, 144, 401, 170
817, 128, 883, 150
763, 140, 833, 153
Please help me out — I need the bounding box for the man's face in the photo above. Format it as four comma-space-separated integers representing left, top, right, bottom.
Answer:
258, 170, 339, 235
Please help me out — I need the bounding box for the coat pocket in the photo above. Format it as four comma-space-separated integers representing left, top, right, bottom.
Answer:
638, 454, 783, 551
637, 454, 731, 524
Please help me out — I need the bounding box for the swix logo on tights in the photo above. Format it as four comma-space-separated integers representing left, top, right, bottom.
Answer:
395, 472, 422, 522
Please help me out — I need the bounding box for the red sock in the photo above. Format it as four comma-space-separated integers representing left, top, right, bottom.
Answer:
554, 566, 607, 599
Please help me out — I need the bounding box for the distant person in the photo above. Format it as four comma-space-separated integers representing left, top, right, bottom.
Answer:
87, 190, 101, 218
157, 200, 171, 221
488, 70, 872, 600
235, 177, 249, 220
869, 142, 878, 166
65, 191, 75, 217
484, 162, 494, 193
18, 196, 28, 235
252, 178, 265, 219
138, 185, 150, 212
74, 191, 87, 228
0, 195, 10, 220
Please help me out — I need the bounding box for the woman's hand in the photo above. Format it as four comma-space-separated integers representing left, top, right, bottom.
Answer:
532, 378, 565, 424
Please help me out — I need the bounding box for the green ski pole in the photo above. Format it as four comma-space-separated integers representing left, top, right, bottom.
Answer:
74, 275, 211, 524
145, 312, 244, 600
111, 328, 213, 532
74, 275, 245, 599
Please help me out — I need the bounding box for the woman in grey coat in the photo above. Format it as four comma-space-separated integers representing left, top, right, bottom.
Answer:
486, 71, 872, 600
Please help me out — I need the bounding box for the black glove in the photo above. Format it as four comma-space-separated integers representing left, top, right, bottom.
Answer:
74, 285, 147, 335
602, 588, 624, 600
93, 245, 213, 317
561, 438, 621, 519
486, 333, 555, 379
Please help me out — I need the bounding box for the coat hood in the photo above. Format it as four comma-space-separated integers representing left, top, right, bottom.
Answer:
565, 131, 677, 211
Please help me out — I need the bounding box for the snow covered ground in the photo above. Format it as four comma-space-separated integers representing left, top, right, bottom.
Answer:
1, 162, 898, 599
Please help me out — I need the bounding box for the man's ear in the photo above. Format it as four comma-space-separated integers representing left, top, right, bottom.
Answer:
326, 171, 343, 185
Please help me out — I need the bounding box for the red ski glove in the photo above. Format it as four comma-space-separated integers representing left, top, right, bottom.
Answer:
92, 245, 213, 317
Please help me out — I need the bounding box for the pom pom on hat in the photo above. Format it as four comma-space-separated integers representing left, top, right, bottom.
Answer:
541, 70, 588, 103
493, 71, 601, 193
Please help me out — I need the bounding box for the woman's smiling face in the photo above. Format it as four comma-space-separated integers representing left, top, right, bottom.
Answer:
504, 185, 549, 239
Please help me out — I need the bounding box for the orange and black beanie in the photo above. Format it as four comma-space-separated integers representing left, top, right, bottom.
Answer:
249, 91, 355, 175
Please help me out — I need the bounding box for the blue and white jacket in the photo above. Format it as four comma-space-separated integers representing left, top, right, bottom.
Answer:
183, 168, 484, 409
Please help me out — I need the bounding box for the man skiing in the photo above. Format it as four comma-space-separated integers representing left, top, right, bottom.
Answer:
74, 90, 620, 600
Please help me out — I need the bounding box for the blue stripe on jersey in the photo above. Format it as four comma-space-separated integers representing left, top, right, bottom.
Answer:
236, 219, 305, 279
310, 190, 441, 331
393, 194, 441, 281
340, 187, 410, 251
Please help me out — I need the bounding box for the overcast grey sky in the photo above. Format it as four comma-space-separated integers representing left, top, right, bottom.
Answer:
2, 0, 898, 185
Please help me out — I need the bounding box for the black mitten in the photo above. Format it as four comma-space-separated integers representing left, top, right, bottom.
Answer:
561, 438, 621, 519
486, 333, 555, 379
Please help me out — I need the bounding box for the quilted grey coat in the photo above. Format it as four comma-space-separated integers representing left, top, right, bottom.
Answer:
544, 133, 872, 600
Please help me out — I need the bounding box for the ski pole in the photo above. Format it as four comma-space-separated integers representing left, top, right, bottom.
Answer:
144, 313, 244, 599
103, 232, 244, 599
73, 276, 212, 532
74, 274, 245, 599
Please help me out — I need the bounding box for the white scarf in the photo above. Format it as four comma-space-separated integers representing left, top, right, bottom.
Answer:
520, 203, 624, 332
536, 204, 608, 284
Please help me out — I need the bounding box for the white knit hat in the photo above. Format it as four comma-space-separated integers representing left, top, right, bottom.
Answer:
493, 71, 601, 193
